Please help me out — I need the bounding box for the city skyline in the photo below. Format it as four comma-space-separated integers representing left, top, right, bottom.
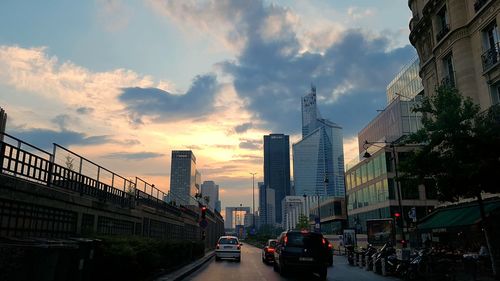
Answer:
0, 0, 414, 213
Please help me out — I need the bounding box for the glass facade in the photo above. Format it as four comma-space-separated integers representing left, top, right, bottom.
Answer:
170, 150, 197, 205
386, 57, 424, 103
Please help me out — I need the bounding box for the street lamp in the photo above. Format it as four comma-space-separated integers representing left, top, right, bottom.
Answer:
363, 140, 407, 246
250, 172, 257, 230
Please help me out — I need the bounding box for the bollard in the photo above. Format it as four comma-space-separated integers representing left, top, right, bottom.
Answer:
372, 259, 376, 272
381, 258, 386, 276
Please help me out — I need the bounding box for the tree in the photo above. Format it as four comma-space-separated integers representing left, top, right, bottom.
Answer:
296, 214, 310, 231
400, 85, 500, 276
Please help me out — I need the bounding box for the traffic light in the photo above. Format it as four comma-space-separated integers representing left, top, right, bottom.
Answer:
394, 212, 402, 227
201, 206, 207, 219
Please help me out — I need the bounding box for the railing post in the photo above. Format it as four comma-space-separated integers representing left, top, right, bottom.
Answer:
0, 141, 5, 174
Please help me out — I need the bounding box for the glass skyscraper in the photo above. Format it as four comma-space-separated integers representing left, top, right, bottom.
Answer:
264, 134, 291, 224
169, 150, 197, 205
293, 86, 345, 198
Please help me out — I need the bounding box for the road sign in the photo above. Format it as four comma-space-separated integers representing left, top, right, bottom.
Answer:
199, 219, 208, 229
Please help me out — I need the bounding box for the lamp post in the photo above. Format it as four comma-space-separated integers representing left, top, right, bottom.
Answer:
250, 172, 257, 230
363, 140, 407, 246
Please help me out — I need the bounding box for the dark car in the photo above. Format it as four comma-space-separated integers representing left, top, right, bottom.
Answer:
273, 230, 329, 280
262, 239, 278, 264
324, 238, 334, 266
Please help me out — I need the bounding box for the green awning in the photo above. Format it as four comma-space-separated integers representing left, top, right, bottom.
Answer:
418, 200, 500, 230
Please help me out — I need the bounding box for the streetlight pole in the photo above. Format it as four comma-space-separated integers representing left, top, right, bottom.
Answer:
363, 140, 407, 246
250, 172, 257, 230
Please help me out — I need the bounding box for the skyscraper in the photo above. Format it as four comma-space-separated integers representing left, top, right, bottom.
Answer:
293, 86, 345, 197
0, 107, 6, 141
169, 150, 197, 205
259, 182, 276, 226
201, 180, 220, 211
264, 134, 291, 224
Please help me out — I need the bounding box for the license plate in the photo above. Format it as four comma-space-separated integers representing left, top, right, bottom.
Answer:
224, 246, 232, 249
299, 257, 314, 261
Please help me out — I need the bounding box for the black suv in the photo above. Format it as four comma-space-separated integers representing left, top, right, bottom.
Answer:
273, 230, 329, 280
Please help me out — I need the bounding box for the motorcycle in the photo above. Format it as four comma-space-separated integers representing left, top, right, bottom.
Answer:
373, 242, 396, 274
346, 245, 355, 266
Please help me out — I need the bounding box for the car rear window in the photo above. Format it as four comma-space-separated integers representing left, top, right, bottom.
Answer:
269, 240, 277, 247
286, 232, 323, 247
219, 238, 238, 245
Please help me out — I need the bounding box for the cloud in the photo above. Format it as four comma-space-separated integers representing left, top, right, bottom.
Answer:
119, 74, 219, 122
234, 122, 253, 133
76, 107, 94, 115
52, 114, 80, 130
103, 151, 165, 160
150, 0, 415, 136
11, 128, 110, 150
347, 7, 375, 20
238, 139, 261, 150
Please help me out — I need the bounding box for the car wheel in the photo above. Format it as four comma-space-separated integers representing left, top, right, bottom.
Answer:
236, 257, 241, 263
215, 256, 221, 262
318, 267, 327, 280
279, 261, 287, 277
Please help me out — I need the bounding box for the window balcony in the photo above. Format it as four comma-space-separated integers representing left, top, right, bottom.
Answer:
482, 42, 500, 72
441, 73, 455, 88
436, 24, 450, 42
474, 0, 488, 12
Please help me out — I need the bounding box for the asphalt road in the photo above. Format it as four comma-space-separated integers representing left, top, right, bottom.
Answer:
185, 244, 397, 281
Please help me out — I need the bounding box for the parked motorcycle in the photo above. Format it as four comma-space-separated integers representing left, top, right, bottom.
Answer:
346, 245, 355, 266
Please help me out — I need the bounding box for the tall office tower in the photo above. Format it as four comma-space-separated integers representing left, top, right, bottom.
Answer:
258, 182, 276, 226
293, 86, 345, 198
169, 150, 197, 205
201, 181, 219, 211
264, 134, 291, 224
215, 200, 221, 212
301, 86, 319, 137
0, 107, 6, 141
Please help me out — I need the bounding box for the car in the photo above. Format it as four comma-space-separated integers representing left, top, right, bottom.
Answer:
262, 239, 278, 264
273, 230, 329, 280
215, 236, 242, 262
324, 238, 334, 267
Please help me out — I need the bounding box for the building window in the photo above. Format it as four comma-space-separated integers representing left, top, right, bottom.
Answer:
436, 6, 450, 42
441, 53, 455, 87
474, 0, 489, 12
481, 21, 500, 71
490, 83, 500, 105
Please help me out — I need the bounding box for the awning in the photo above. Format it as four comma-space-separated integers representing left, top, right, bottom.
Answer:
418, 199, 500, 230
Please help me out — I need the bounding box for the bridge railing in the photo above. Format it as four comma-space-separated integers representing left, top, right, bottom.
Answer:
0, 132, 187, 214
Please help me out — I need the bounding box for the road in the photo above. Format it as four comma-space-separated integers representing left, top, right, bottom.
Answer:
186, 244, 397, 281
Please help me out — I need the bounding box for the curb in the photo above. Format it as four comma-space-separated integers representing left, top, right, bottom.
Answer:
155, 251, 215, 281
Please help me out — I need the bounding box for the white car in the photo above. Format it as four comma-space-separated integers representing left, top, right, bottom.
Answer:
215, 236, 242, 262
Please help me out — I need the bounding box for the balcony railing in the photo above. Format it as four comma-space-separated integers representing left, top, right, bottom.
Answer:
441, 73, 456, 88
474, 0, 488, 12
436, 24, 450, 42
481, 42, 500, 71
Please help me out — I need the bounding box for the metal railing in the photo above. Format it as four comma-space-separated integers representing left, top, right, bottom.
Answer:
474, 0, 488, 12
0, 132, 186, 216
436, 24, 450, 42
481, 42, 500, 71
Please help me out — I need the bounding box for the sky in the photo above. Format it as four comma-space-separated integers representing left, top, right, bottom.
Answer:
0, 0, 416, 217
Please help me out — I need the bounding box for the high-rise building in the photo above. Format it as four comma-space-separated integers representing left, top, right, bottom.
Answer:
281, 196, 305, 230
408, 0, 500, 107
293, 86, 345, 198
258, 182, 276, 226
0, 107, 6, 141
346, 58, 437, 234
201, 181, 219, 211
169, 150, 197, 205
264, 133, 291, 224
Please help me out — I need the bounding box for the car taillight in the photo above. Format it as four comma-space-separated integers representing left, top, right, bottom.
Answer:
237, 245, 241, 250
322, 238, 326, 245
284, 235, 288, 246
328, 243, 332, 249
216, 244, 220, 249
268, 248, 275, 253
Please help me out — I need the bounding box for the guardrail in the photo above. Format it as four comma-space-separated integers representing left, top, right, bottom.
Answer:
0, 132, 188, 215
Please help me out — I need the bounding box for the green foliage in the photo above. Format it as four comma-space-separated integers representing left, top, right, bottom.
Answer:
400, 85, 500, 201
93, 236, 205, 281
296, 214, 310, 230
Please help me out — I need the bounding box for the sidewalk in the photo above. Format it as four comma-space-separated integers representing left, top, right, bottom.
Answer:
154, 250, 215, 281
